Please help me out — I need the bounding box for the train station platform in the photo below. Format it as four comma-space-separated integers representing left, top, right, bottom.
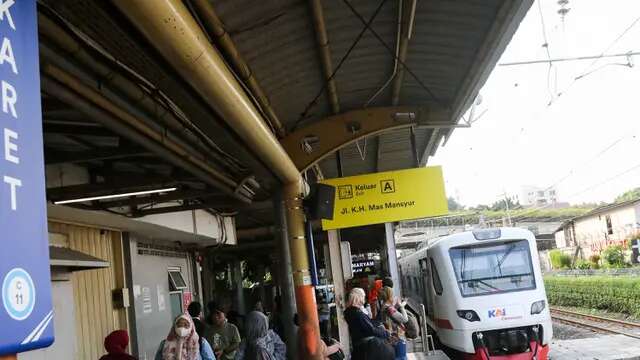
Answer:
551, 335, 640, 360
408, 351, 450, 360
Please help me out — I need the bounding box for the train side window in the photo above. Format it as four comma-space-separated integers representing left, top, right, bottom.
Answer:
430, 260, 443, 295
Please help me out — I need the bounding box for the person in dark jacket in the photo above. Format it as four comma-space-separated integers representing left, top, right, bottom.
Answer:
344, 287, 394, 360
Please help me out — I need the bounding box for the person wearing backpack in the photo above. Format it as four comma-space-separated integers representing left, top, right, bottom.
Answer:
379, 287, 408, 360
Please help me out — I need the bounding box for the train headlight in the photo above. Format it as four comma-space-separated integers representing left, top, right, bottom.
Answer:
472, 229, 501, 240
531, 300, 546, 315
456, 310, 480, 322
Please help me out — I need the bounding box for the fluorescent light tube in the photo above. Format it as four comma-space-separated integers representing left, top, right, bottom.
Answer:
53, 187, 178, 205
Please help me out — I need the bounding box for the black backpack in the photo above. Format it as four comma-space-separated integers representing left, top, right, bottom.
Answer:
322, 337, 345, 360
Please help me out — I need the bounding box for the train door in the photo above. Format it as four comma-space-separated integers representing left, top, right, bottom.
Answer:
419, 258, 434, 319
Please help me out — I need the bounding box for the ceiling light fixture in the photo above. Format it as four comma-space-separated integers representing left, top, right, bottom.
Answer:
53, 187, 178, 205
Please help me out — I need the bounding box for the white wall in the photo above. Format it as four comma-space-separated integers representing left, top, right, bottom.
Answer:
554, 230, 567, 249
572, 205, 640, 258
128, 235, 197, 360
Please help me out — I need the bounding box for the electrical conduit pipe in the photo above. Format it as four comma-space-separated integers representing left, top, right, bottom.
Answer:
112, 1, 322, 358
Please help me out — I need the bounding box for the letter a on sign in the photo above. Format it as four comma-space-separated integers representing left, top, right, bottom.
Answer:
381, 180, 395, 194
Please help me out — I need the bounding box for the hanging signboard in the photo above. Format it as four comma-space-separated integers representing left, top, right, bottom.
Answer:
352, 259, 379, 275
321, 166, 448, 230
0, 0, 54, 355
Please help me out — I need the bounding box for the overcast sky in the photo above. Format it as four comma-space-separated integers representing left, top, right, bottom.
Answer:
430, 0, 640, 207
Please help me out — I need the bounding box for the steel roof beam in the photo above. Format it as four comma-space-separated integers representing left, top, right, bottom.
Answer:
93, 189, 224, 209
310, 0, 340, 114
47, 178, 181, 202
391, 0, 417, 106
420, 128, 440, 166
43, 123, 115, 137
129, 199, 272, 218
45, 147, 152, 165
189, 0, 286, 138
280, 106, 451, 172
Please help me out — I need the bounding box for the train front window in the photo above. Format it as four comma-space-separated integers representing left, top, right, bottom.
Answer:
449, 240, 536, 297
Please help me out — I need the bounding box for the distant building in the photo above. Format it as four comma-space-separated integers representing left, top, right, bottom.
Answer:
518, 185, 560, 207
554, 199, 640, 258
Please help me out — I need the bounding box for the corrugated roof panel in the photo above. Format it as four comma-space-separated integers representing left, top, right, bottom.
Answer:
213, 0, 329, 129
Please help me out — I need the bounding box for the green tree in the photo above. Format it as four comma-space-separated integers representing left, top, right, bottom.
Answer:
490, 197, 520, 211
447, 197, 463, 211
615, 187, 640, 203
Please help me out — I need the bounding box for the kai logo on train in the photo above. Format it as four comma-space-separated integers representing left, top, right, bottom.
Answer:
487, 308, 507, 318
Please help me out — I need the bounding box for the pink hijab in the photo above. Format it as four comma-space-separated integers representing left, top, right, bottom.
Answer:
161, 313, 200, 360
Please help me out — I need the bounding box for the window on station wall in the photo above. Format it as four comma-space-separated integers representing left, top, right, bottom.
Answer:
606, 215, 613, 235
169, 269, 188, 291
168, 268, 187, 319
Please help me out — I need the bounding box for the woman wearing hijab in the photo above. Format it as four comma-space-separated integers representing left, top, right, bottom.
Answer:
155, 313, 201, 360
235, 311, 286, 360
100, 330, 137, 360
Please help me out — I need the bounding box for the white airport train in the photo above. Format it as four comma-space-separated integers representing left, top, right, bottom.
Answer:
398, 228, 552, 360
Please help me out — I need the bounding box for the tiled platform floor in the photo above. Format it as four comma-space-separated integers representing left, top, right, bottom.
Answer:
550, 335, 640, 360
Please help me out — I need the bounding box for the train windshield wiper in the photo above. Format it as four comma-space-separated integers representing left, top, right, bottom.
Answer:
493, 243, 517, 275
461, 278, 500, 292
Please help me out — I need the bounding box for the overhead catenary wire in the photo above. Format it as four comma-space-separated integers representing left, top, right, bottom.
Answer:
493, 132, 633, 204
498, 14, 640, 158
536, 0, 556, 103
512, 160, 640, 221
551, 15, 640, 105
500, 51, 640, 66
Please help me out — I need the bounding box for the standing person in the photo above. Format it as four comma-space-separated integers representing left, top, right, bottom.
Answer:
100, 330, 137, 360
205, 302, 241, 360
189, 302, 207, 333
253, 301, 264, 313
235, 311, 286, 360
343, 288, 394, 360
379, 286, 408, 360
368, 279, 383, 320
155, 314, 200, 360
268, 295, 284, 340
190, 302, 216, 360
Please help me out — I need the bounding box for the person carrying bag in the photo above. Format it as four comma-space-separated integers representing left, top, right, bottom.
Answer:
379, 287, 409, 360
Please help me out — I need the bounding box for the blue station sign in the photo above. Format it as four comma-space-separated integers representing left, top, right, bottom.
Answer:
0, 0, 54, 354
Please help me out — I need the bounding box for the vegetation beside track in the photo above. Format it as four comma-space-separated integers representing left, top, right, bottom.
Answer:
545, 276, 640, 318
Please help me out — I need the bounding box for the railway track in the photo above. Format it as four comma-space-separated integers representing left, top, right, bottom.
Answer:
550, 307, 640, 340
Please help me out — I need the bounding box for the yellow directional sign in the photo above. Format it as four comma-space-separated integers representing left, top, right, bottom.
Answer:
320, 166, 448, 230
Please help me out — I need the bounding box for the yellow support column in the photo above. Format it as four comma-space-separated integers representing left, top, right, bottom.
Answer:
284, 182, 323, 360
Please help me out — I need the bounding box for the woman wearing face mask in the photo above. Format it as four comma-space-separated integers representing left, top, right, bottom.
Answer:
155, 313, 201, 360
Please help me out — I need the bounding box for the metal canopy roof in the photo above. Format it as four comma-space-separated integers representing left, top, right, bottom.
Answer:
37, 0, 531, 228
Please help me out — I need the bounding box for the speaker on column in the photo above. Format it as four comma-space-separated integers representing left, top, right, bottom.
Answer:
305, 183, 336, 220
